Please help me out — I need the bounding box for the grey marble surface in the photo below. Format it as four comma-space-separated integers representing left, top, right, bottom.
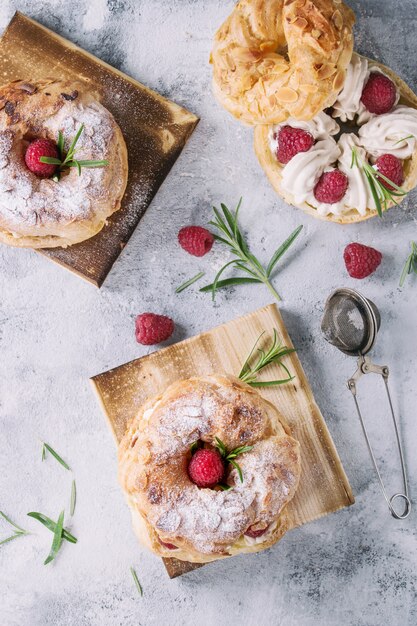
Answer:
0, 1, 416, 625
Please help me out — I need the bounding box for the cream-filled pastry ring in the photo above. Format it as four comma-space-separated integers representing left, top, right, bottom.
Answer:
118, 374, 301, 564
211, 0, 355, 125
0, 79, 128, 248
255, 54, 417, 223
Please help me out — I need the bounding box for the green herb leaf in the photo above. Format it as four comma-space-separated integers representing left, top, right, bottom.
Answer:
266, 225, 303, 277
351, 146, 407, 217
214, 437, 228, 458
229, 459, 243, 482
39, 156, 62, 165
176, 272, 205, 294
41, 442, 71, 471
65, 124, 84, 163
0, 533, 26, 546
202, 200, 302, 302
57, 130, 65, 158
394, 134, 414, 145
200, 277, 261, 293
130, 567, 143, 597
238, 329, 295, 387
27, 512, 77, 544
190, 441, 201, 454
217, 484, 233, 491
400, 241, 417, 287
70, 480, 76, 517
44, 510, 65, 565
0, 510, 28, 534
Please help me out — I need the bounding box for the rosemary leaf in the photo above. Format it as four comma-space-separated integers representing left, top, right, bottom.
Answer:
200, 277, 261, 292
400, 241, 417, 287
229, 459, 243, 483
70, 480, 76, 517
42, 442, 71, 471
267, 225, 303, 277
176, 272, 205, 293
44, 510, 65, 565
130, 567, 143, 597
39, 157, 62, 165
0, 533, 25, 546
0, 510, 28, 534
27, 512, 77, 544
57, 130, 65, 158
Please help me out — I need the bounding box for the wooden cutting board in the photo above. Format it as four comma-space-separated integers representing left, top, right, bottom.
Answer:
91, 304, 354, 578
0, 12, 198, 286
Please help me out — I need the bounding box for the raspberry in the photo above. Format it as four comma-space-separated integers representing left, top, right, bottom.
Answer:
135, 313, 174, 345
276, 125, 314, 164
25, 138, 59, 178
361, 73, 397, 115
158, 537, 178, 550
374, 154, 404, 191
188, 448, 224, 488
178, 226, 214, 257
244, 524, 270, 538
314, 170, 348, 204
344, 243, 382, 279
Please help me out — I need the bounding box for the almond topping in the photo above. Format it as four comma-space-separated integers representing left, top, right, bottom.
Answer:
260, 41, 277, 53
311, 29, 322, 38
332, 9, 343, 30
292, 16, 308, 29
275, 87, 298, 103
299, 83, 319, 94
332, 69, 346, 91
317, 64, 337, 79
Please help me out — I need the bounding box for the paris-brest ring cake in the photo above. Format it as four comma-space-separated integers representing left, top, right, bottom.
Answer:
211, 0, 417, 223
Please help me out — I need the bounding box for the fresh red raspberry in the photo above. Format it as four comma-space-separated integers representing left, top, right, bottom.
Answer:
25, 138, 59, 178
276, 125, 314, 164
374, 154, 404, 191
344, 243, 382, 279
178, 226, 214, 257
314, 170, 348, 204
135, 313, 174, 345
158, 537, 178, 550
188, 448, 224, 488
244, 524, 270, 538
361, 73, 397, 115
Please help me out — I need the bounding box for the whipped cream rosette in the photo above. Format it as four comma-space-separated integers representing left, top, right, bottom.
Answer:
255, 53, 417, 223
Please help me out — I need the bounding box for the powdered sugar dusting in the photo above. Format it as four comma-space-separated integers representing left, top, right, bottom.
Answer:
0, 88, 123, 238
127, 376, 300, 555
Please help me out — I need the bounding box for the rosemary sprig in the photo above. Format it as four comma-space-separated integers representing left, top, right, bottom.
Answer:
200, 200, 303, 301
27, 512, 77, 544
214, 437, 253, 483
40, 124, 108, 181
41, 442, 71, 471
176, 272, 205, 293
44, 510, 65, 565
400, 241, 417, 287
0, 511, 30, 546
351, 147, 407, 217
238, 330, 295, 387
130, 567, 143, 597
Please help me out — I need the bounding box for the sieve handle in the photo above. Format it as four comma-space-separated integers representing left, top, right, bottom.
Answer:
348, 356, 411, 520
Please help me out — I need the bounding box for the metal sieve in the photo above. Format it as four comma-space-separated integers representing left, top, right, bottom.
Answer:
321, 288, 410, 520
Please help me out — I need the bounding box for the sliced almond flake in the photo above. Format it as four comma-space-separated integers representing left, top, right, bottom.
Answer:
275, 87, 298, 103
332, 9, 343, 30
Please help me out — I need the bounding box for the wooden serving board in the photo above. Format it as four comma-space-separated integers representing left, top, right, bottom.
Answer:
91, 304, 354, 578
0, 12, 198, 286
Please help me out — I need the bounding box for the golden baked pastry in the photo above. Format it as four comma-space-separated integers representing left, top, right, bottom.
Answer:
210, 0, 355, 125
254, 54, 417, 223
118, 374, 301, 563
0, 79, 128, 248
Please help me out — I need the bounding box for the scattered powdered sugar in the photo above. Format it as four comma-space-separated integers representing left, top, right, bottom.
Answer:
128, 377, 300, 555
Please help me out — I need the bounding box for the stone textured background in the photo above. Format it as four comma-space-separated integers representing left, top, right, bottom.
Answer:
0, 1, 416, 625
